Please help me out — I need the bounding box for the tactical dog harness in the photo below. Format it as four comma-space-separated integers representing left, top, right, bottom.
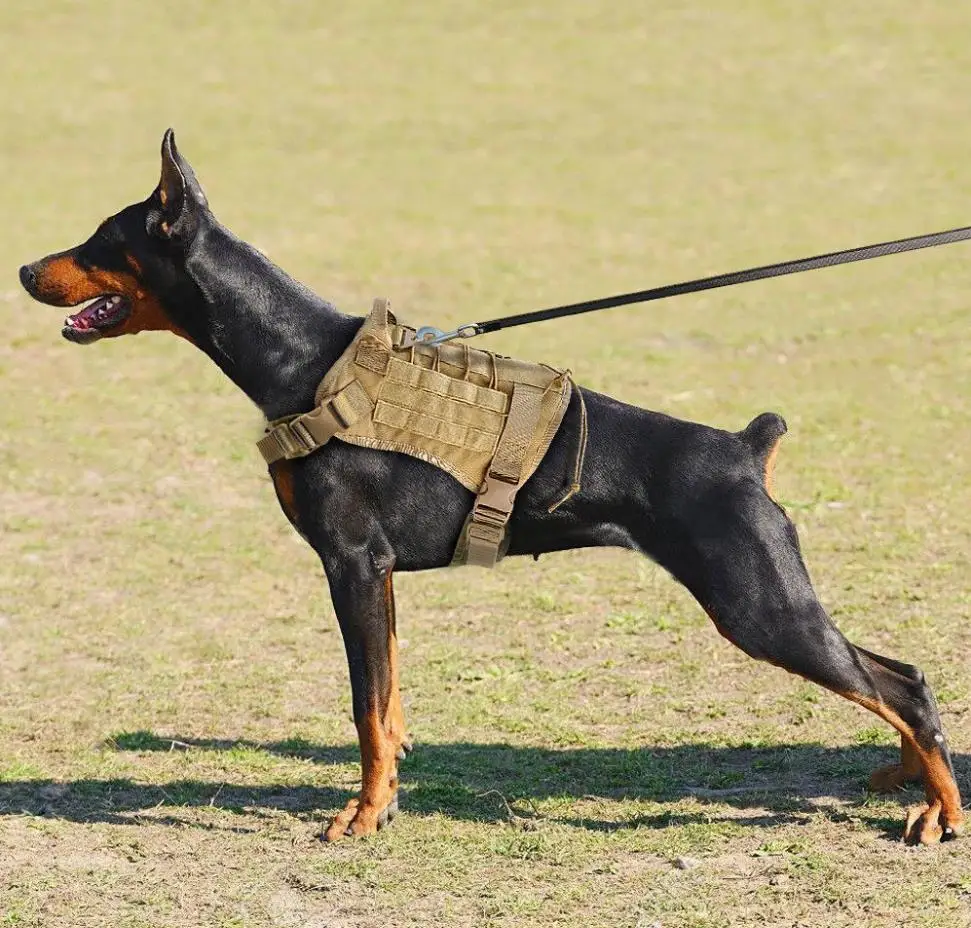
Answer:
257, 299, 581, 567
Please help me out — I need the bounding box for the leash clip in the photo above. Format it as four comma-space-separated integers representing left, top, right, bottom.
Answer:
400, 322, 479, 348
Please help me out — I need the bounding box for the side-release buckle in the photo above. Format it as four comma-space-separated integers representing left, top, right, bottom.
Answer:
292, 402, 348, 449
474, 474, 519, 527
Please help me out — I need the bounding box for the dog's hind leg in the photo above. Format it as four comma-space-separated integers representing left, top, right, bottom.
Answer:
320, 545, 408, 841
662, 478, 964, 845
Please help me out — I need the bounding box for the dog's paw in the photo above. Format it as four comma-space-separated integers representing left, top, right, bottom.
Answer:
903, 801, 964, 845
322, 793, 399, 842
868, 762, 920, 793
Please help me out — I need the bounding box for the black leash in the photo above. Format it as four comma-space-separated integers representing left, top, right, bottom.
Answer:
405, 224, 971, 346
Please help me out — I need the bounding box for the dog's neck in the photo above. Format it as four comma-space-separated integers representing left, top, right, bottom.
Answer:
181, 222, 361, 421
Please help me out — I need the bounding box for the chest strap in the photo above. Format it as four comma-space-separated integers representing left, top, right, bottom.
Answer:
462, 381, 545, 567
257, 380, 372, 464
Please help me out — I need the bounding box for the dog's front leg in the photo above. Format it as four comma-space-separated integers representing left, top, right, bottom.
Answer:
322, 548, 408, 841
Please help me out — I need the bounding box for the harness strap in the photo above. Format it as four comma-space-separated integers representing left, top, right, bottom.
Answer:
257, 380, 372, 464
547, 378, 588, 513
465, 382, 544, 567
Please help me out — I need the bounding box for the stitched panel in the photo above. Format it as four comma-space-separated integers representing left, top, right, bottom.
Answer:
354, 337, 390, 374
386, 357, 423, 388
374, 400, 500, 454
385, 357, 508, 413
378, 380, 505, 432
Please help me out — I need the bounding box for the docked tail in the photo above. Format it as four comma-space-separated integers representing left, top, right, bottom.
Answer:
738, 412, 787, 495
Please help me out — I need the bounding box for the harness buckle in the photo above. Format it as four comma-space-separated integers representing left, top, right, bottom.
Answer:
288, 419, 318, 453
296, 401, 349, 447
474, 474, 519, 526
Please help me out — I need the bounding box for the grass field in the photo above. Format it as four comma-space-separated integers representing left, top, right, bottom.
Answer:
2, 2, 971, 926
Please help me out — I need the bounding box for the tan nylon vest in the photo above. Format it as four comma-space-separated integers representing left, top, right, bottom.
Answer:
258, 300, 574, 567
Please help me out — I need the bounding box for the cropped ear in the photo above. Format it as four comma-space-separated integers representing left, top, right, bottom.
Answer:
151, 129, 209, 241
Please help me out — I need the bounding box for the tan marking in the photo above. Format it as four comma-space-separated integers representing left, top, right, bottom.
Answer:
324, 708, 398, 840
34, 253, 193, 343
763, 436, 782, 498
869, 735, 922, 792
269, 461, 301, 532
905, 800, 945, 845
324, 569, 408, 841
384, 570, 409, 752
842, 691, 964, 839
325, 797, 359, 838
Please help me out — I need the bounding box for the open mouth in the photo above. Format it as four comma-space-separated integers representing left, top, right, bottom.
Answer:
62, 295, 131, 344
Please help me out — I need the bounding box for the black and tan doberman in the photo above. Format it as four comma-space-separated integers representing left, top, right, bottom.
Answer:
18, 131, 964, 844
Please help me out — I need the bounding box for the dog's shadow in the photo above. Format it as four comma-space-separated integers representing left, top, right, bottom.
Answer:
2, 734, 964, 835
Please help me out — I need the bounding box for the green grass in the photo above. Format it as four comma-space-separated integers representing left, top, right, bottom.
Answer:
2, 2, 971, 926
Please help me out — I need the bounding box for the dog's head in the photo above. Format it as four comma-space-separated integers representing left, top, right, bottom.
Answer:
19, 130, 209, 344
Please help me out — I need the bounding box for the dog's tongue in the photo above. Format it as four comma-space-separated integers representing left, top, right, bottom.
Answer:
66, 296, 114, 330
64, 296, 121, 331
62, 295, 130, 344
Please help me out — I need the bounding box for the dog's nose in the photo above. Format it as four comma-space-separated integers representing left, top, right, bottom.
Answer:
19, 264, 37, 292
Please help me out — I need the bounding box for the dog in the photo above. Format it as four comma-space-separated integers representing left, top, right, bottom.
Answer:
18, 130, 964, 844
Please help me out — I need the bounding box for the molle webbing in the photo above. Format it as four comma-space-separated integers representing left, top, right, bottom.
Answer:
258, 299, 574, 567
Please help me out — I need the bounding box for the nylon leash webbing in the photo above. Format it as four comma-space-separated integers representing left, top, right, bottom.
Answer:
406, 224, 971, 346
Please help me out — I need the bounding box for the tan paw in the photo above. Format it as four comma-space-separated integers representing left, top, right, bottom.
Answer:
904, 801, 944, 845
902, 799, 966, 845
869, 762, 920, 793
322, 793, 399, 842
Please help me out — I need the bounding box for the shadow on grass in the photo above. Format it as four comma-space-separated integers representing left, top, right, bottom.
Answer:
2, 733, 966, 835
